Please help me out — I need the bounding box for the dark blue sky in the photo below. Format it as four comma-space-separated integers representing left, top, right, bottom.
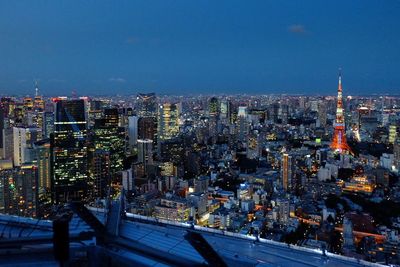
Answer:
0, 1, 399, 96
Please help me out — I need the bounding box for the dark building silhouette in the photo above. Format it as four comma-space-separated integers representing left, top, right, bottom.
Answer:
52, 98, 88, 203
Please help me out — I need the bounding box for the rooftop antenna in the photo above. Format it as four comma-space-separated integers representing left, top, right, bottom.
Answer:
34, 80, 39, 97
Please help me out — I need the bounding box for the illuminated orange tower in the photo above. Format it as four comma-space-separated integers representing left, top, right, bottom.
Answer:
330, 70, 352, 154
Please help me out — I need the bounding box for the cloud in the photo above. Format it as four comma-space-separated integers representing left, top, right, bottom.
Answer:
108, 77, 126, 83
287, 24, 308, 35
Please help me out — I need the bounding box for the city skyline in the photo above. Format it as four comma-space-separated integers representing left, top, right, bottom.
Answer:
1, 84, 400, 264
1, 2, 400, 265
1, 1, 400, 95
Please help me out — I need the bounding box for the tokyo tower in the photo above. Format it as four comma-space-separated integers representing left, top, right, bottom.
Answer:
330, 70, 352, 154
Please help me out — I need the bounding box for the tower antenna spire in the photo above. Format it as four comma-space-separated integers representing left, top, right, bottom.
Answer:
34, 80, 39, 97
330, 69, 352, 154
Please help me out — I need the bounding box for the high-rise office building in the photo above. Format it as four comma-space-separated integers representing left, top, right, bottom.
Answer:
267, 103, 279, 123
35, 139, 52, 217
33, 111, 44, 139
13, 127, 41, 166
128, 115, 138, 147
52, 98, 88, 203
137, 139, 153, 174
0, 164, 38, 218
0, 97, 15, 117
318, 101, 327, 127
93, 108, 125, 173
207, 97, 220, 142
280, 104, 289, 125
137, 139, 153, 164
122, 168, 134, 192
276, 198, 290, 224
35, 140, 52, 191
23, 97, 34, 112
208, 116, 218, 142
237, 106, 248, 142
103, 108, 119, 126
0, 108, 4, 158
388, 125, 397, 144
119, 107, 133, 128
281, 153, 294, 192
88, 149, 110, 199
160, 137, 185, 164
158, 103, 180, 143
137, 93, 157, 117
209, 97, 219, 116
34, 96, 45, 111
394, 137, 400, 171
219, 100, 229, 120
13, 103, 24, 124
237, 106, 248, 118
43, 111, 55, 139
2, 127, 13, 160
138, 117, 157, 141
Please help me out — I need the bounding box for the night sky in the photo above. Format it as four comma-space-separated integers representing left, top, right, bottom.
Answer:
0, 1, 399, 96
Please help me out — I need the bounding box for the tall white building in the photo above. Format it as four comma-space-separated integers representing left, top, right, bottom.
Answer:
128, 115, 138, 147
13, 127, 41, 166
237, 106, 249, 142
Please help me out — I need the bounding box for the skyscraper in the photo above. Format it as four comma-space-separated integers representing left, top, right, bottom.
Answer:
35, 139, 51, 191
13, 127, 41, 166
388, 125, 397, 144
209, 97, 219, 116
318, 101, 327, 127
237, 106, 248, 142
137, 139, 153, 164
35, 139, 52, 217
138, 117, 157, 141
281, 153, 293, 192
137, 139, 153, 174
331, 71, 352, 154
0, 164, 38, 218
276, 198, 290, 224
2, 127, 13, 160
0, 97, 15, 118
93, 108, 125, 173
23, 97, 34, 112
394, 137, 400, 171
0, 108, 4, 158
43, 111, 55, 139
208, 98, 219, 142
128, 115, 138, 147
158, 103, 180, 143
137, 93, 157, 117
220, 100, 231, 122
52, 98, 88, 203
88, 149, 110, 199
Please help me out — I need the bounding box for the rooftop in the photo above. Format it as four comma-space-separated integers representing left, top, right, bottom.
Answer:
0, 209, 387, 267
